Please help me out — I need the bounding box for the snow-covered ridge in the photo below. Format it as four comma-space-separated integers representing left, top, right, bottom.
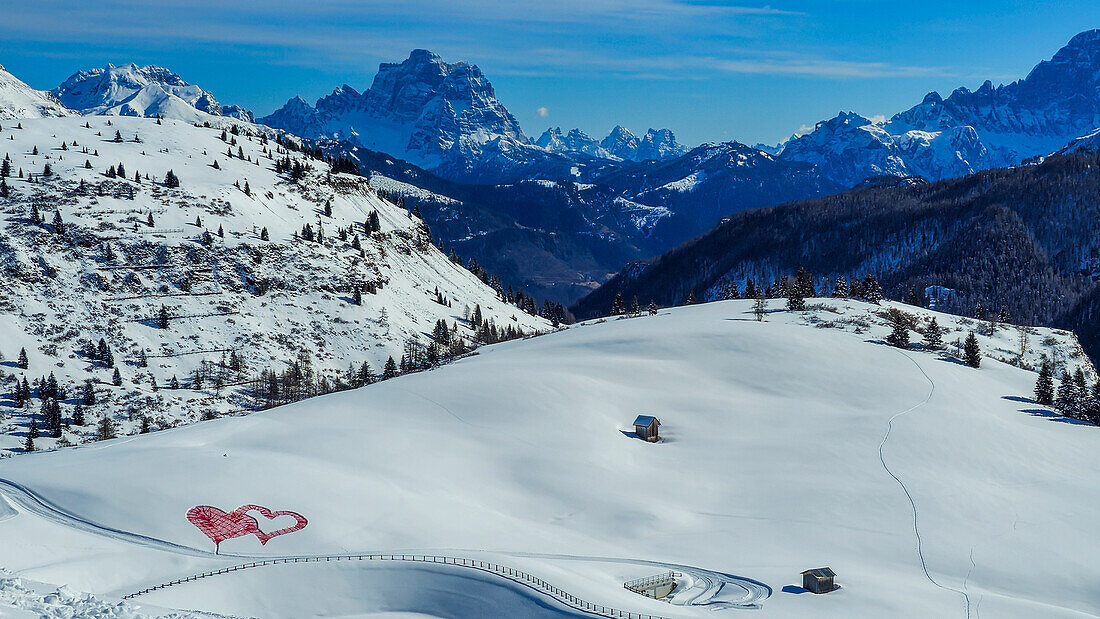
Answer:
0, 65, 70, 121
0, 115, 547, 456
52, 63, 253, 123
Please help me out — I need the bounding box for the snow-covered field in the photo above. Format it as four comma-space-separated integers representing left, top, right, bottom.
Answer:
0, 298, 1096, 617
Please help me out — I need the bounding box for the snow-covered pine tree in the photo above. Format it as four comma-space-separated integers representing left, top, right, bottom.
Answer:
832, 276, 848, 298
786, 280, 805, 312
612, 292, 624, 316
862, 275, 883, 304
753, 292, 767, 321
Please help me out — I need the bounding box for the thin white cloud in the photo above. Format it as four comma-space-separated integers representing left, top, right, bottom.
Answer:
536, 107, 549, 118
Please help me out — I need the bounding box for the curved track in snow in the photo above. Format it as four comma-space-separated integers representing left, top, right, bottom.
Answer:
879, 350, 974, 618
0, 477, 769, 613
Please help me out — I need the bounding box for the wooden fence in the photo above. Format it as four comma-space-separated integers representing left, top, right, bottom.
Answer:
123, 553, 671, 619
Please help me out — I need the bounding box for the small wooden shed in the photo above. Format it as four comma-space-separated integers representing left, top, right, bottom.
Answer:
801, 567, 836, 594
633, 415, 660, 442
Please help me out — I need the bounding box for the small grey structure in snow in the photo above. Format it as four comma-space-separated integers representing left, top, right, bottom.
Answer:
801, 567, 836, 593
633, 415, 660, 442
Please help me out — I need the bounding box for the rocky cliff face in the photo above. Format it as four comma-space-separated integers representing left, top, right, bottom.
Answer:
261, 50, 559, 184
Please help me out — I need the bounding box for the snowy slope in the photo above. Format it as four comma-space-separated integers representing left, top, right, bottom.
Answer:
0, 115, 547, 455
0, 299, 1096, 617
0, 65, 70, 121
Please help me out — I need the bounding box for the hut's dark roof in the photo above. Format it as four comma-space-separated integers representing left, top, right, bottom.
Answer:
801, 567, 835, 578
633, 415, 660, 427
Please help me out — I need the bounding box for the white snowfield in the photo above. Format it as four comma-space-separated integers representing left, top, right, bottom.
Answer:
0, 299, 1097, 618
0, 115, 547, 453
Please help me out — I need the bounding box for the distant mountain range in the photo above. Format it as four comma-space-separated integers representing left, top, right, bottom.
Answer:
5, 30, 1100, 306
534, 126, 687, 162
782, 29, 1100, 186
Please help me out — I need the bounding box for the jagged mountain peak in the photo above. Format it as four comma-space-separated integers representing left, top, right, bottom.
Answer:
784, 29, 1100, 189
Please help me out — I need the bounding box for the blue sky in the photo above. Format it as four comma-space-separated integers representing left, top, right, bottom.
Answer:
3, 1, 1099, 146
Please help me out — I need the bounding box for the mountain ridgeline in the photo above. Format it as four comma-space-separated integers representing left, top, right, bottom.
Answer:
572, 150, 1100, 361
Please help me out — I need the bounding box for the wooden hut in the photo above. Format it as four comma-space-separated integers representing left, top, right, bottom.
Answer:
801, 567, 836, 594
633, 415, 660, 442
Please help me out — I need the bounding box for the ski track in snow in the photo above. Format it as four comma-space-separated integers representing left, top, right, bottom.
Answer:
0, 478, 769, 612
878, 349, 973, 618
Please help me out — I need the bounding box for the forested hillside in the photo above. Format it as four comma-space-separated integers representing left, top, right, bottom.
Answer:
573, 152, 1100, 360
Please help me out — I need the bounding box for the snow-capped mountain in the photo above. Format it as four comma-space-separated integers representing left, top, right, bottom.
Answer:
0, 113, 547, 456
600, 125, 687, 161
782, 29, 1100, 187
261, 50, 567, 184
535, 126, 687, 162
0, 64, 70, 120
52, 63, 253, 123
534, 127, 614, 159
778, 110, 992, 188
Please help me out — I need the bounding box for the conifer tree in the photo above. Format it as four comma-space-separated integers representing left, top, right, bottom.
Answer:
72, 404, 85, 426
963, 331, 981, 368
886, 314, 909, 349
647, 300, 658, 315
17, 347, 28, 369
82, 380, 96, 406
612, 292, 625, 316
28, 417, 39, 439
924, 317, 943, 350
1055, 370, 1077, 414
260, 226, 269, 241
1034, 357, 1055, 406
112, 368, 122, 386
97, 414, 115, 440
383, 356, 398, 379
158, 305, 169, 329
786, 283, 805, 312
862, 274, 883, 303
23, 434, 34, 453
753, 292, 767, 321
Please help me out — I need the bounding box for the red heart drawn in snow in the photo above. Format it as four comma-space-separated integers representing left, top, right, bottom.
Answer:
186, 505, 259, 545
233, 504, 308, 545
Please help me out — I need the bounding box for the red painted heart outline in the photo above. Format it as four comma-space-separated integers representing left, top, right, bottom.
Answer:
187, 504, 307, 548
235, 504, 309, 545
